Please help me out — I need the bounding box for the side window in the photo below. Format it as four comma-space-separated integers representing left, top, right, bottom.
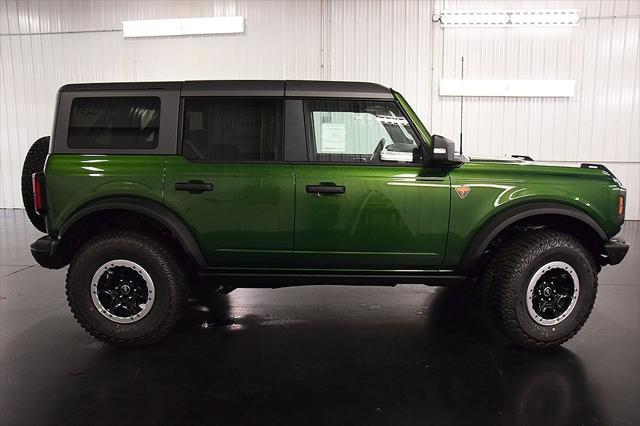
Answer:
68, 97, 160, 149
304, 99, 422, 163
182, 98, 283, 162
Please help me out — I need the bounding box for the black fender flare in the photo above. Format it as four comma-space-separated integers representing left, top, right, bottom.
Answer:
59, 196, 206, 266
458, 202, 607, 271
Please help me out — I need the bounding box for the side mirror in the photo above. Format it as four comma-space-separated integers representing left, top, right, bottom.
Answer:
431, 135, 456, 162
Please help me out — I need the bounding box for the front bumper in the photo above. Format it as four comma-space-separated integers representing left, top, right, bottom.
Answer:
602, 238, 629, 265
31, 236, 68, 269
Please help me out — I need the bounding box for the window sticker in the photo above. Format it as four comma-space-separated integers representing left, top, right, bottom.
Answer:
321, 123, 346, 153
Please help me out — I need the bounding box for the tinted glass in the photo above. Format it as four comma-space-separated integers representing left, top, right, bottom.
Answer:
304, 100, 421, 163
68, 97, 160, 149
182, 98, 283, 162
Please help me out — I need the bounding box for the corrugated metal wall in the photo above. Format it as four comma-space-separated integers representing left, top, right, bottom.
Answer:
1, 0, 638, 218
433, 0, 640, 221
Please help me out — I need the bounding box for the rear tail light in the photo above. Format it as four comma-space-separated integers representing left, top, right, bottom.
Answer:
617, 192, 626, 225
32, 172, 46, 215
618, 195, 625, 216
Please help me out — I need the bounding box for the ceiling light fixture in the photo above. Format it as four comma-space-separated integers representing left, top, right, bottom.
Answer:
122, 16, 245, 38
439, 9, 580, 28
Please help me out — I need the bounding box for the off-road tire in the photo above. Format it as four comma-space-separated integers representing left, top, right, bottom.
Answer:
485, 230, 598, 349
21, 136, 50, 233
66, 231, 188, 346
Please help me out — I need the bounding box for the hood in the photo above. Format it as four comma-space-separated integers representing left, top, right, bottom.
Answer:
465, 155, 622, 186
468, 155, 525, 164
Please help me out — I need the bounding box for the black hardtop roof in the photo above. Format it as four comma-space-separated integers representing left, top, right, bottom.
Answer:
59, 80, 394, 99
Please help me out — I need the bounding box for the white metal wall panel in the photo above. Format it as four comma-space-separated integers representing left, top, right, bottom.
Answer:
324, 0, 434, 136
1, 0, 638, 219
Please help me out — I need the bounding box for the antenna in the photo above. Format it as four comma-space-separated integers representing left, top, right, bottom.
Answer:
459, 56, 464, 155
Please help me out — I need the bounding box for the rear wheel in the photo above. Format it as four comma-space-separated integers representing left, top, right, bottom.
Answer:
66, 231, 188, 346
21, 136, 50, 233
485, 230, 598, 349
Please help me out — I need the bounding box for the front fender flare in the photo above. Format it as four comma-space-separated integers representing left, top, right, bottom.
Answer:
458, 201, 606, 271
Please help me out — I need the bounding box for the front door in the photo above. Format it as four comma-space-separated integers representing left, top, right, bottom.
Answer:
293, 99, 450, 270
164, 97, 294, 268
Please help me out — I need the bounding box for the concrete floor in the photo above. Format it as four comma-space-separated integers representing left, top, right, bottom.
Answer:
1, 209, 638, 426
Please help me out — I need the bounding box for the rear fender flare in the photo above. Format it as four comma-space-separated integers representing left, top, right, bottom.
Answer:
59, 197, 206, 266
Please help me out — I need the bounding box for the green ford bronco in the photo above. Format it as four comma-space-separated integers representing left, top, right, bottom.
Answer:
23, 80, 629, 348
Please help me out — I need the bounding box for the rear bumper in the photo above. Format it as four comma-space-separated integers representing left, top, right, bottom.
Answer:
602, 238, 629, 266
30, 236, 67, 269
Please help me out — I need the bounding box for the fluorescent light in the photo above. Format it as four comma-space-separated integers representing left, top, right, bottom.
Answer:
122, 16, 245, 38
440, 9, 580, 28
440, 10, 509, 27
439, 79, 576, 98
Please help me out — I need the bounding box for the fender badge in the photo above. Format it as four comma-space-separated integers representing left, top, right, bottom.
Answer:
455, 185, 471, 199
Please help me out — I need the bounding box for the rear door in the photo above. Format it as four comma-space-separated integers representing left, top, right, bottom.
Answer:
293, 99, 450, 270
164, 96, 295, 268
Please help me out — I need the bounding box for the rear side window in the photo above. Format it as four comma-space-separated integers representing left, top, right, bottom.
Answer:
68, 97, 161, 149
182, 98, 283, 162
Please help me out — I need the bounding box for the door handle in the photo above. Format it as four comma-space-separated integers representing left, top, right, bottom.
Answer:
305, 183, 346, 195
175, 180, 213, 194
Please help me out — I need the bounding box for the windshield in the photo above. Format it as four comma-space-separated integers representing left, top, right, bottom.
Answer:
392, 90, 432, 151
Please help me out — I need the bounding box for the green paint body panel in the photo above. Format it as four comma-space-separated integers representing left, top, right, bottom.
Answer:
293, 164, 450, 269
44, 155, 166, 236
44, 154, 622, 272
443, 159, 623, 268
163, 156, 295, 268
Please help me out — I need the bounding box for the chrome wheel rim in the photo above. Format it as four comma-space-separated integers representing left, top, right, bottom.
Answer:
526, 261, 579, 326
91, 260, 155, 324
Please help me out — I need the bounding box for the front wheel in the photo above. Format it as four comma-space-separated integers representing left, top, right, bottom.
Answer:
485, 230, 598, 349
66, 231, 188, 346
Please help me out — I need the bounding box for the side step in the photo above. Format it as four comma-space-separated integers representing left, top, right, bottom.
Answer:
197, 270, 468, 288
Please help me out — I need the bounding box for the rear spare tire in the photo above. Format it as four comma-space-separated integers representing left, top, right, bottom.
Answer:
21, 136, 50, 233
